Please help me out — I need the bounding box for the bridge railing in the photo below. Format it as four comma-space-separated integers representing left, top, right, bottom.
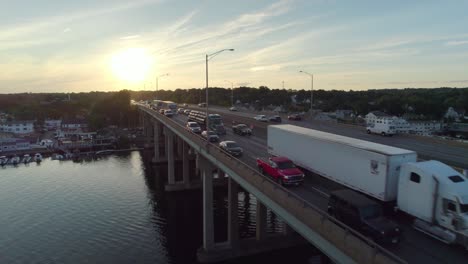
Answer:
140, 105, 406, 264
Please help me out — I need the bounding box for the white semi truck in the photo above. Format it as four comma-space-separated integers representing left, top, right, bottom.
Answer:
268, 124, 468, 248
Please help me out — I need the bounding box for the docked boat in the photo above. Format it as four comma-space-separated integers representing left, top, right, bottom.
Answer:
22, 154, 32, 164
33, 153, 43, 163
0, 156, 8, 166
9, 155, 20, 165
51, 153, 64, 160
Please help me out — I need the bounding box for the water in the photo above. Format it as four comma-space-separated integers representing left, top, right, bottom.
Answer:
0, 151, 318, 264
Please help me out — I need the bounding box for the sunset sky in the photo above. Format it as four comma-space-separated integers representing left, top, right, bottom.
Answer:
1, 0, 468, 93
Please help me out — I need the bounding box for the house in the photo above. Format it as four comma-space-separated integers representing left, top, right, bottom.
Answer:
0, 120, 34, 134
336, 110, 354, 119
61, 119, 88, 129
0, 138, 31, 152
365, 111, 394, 125
44, 119, 62, 130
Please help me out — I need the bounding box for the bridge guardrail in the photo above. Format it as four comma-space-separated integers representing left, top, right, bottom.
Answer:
139, 104, 407, 264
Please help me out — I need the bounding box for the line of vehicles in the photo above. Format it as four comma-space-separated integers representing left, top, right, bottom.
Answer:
267, 125, 468, 249
146, 101, 468, 249
0, 153, 43, 166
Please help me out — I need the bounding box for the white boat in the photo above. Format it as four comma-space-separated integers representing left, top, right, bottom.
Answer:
51, 153, 64, 160
0, 156, 8, 166
9, 155, 20, 165
22, 154, 32, 163
34, 153, 43, 163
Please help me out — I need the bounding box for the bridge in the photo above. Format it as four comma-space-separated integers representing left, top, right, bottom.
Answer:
138, 103, 407, 264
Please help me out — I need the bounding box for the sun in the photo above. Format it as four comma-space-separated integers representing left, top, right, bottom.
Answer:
110, 48, 153, 82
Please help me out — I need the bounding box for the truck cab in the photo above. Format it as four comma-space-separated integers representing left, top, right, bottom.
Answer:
328, 189, 401, 244
397, 160, 468, 245
256, 157, 304, 186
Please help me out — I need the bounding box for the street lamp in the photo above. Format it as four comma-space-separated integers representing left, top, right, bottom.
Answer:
299, 70, 314, 111
225, 80, 234, 106
155, 73, 169, 100
205, 49, 234, 131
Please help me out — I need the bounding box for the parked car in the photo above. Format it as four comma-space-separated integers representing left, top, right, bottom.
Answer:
287, 113, 301, 120
232, 124, 252, 136
198, 103, 206, 107
164, 110, 174, 117
186, 122, 201, 133
268, 115, 282, 123
159, 109, 165, 114
182, 103, 188, 107
256, 157, 304, 186
254, 115, 268, 122
229, 106, 238, 111
201, 130, 219, 142
219, 141, 243, 156
327, 189, 401, 245
184, 109, 192, 115
178, 108, 185, 114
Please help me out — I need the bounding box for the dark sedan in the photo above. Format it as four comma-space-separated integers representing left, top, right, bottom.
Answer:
288, 113, 301, 120
232, 124, 252, 136
269, 115, 282, 123
219, 141, 243, 157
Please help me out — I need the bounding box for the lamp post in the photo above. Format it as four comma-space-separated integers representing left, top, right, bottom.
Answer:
155, 73, 169, 99
205, 49, 234, 131
299, 70, 314, 111
225, 80, 234, 106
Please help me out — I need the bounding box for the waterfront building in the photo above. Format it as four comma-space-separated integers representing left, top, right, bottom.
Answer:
0, 120, 34, 134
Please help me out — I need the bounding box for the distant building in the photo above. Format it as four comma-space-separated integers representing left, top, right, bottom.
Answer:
0, 138, 31, 152
61, 119, 88, 129
0, 120, 34, 134
407, 121, 442, 136
44, 119, 62, 130
366, 112, 441, 136
365, 111, 393, 125
336, 110, 354, 119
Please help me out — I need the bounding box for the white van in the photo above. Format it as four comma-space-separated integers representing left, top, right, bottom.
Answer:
366, 121, 396, 136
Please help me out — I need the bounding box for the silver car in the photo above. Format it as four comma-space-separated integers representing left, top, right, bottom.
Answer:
202, 130, 219, 142
186, 122, 201, 133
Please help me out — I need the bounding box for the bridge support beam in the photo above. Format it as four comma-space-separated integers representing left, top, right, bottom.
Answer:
256, 201, 267, 241
166, 128, 175, 185
152, 121, 161, 163
228, 177, 239, 249
183, 141, 190, 186
201, 156, 215, 250
177, 136, 183, 159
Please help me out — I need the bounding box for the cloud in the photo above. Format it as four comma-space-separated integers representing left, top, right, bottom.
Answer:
445, 40, 468, 46
120, 35, 141, 40
63, 28, 71, 33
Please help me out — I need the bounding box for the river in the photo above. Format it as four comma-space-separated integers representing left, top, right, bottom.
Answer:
0, 151, 319, 264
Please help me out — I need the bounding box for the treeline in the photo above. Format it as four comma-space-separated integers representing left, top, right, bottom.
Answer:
131, 87, 468, 119
0, 90, 138, 130
1, 87, 467, 128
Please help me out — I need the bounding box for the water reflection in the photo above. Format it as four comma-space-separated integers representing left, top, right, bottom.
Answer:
0, 151, 320, 264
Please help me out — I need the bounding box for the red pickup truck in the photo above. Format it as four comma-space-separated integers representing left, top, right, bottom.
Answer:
256, 156, 305, 186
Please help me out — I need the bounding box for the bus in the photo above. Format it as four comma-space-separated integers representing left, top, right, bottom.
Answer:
188, 110, 226, 135
152, 100, 177, 111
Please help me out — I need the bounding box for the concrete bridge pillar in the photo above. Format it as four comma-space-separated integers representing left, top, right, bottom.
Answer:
152, 121, 160, 163
182, 141, 190, 186
177, 136, 183, 159
282, 221, 294, 236
256, 201, 267, 241
228, 177, 239, 249
165, 127, 175, 185
200, 155, 215, 250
